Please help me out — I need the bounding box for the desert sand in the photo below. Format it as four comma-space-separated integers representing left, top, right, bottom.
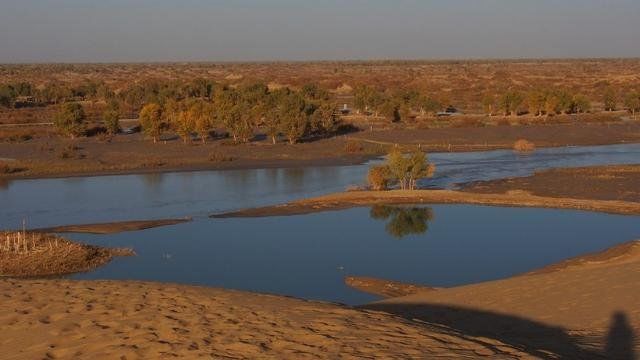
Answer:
0, 279, 533, 359
367, 240, 640, 359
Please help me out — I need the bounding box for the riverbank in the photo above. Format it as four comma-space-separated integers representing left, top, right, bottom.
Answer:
461, 164, 640, 203
211, 189, 640, 218
2, 121, 640, 180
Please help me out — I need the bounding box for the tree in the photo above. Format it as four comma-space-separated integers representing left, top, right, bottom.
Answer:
420, 95, 442, 116
139, 103, 163, 143
310, 101, 338, 136
193, 101, 214, 144
544, 94, 560, 117
407, 150, 435, 190
378, 100, 400, 122
603, 88, 617, 112
103, 100, 121, 135
625, 92, 640, 120
381, 149, 435, 190
571, 94, 591, 114
176, 108, 195, 143
481, 94, 496, 116
54, 102, 86, 138
0, 84, 16, 108
500, 91, 524, 116
354, 85, 382, 115
301, 83, 329, 101
526, 90, 546, 117
279, 92, 309, 144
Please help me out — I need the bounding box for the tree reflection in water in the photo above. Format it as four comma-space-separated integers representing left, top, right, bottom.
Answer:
369, 205, 434, 239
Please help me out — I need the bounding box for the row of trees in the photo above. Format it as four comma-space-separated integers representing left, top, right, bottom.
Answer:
483, 89, 591, 117
352, 84, 640, 120
123, 83, 339, 144
354, 85, 444, 122
367, 149, 435, 191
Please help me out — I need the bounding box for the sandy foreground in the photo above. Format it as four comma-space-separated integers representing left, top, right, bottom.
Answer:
1, 279, 533, 359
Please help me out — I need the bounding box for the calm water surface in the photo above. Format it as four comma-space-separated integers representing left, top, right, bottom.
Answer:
1, 143, 639, 304
2, 143, 639, 228
67, 205, 640, 305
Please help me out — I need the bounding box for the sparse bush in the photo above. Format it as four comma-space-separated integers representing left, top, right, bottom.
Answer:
514, 139, 536, 152
367, 165, 391, 190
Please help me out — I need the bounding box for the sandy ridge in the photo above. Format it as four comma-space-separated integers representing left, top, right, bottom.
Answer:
211, 189, 640, 218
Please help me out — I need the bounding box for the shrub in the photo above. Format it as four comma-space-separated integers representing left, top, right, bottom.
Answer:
367, 165, 391, 190
513, 139, 536, 152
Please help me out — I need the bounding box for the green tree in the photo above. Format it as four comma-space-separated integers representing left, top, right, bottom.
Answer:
279, 92, 309, 144
382, 149, 435, 190
571, 94, 591, 114
54, 102, 86, 138
193, 101, 214, 144
481, 94, 496, 116
139, 103, 163, 143
500, 91, 524, 116
603, 88, 617, 112
378, 100, 400, 122
103, 100, 121, 135
310, 101, 338, 135
420, 95, 442, 116
624, 92, 640, 120
526, 90, 546, 117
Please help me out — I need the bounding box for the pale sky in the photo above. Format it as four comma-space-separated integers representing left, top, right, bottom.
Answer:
1, 0, 639, 63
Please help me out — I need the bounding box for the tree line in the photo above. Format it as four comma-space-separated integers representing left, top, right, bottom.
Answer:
54, 82, 341, 144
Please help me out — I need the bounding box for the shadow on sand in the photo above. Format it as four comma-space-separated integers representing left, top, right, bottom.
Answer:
363, 303, 636, 359
605, 312, 637, 360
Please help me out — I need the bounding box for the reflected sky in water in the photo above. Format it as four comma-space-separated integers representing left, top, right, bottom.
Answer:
68, 205, 640, 305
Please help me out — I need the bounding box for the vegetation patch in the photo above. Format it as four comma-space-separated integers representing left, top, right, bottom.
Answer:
1, 231, 134, 277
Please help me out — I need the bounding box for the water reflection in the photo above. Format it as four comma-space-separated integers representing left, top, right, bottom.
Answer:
370, 205, 434, 239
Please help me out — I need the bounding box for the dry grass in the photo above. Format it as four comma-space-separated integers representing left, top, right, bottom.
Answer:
0, 231, 134, 277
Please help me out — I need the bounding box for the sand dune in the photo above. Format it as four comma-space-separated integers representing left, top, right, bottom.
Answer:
0, 279, 531, 359
367, 240, 640, 358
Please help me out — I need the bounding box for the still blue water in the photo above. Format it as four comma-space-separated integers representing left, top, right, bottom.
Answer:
65, 205, 640, 305
1, 143, 639, 228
